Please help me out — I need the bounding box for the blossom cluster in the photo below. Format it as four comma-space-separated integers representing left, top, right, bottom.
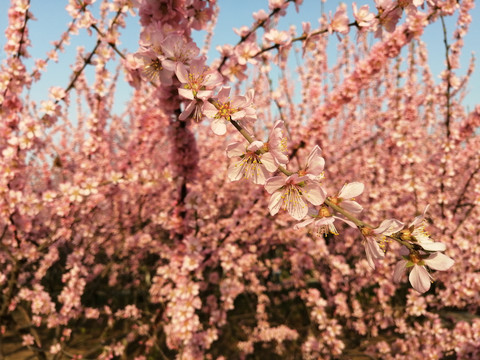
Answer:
0, 0, 477, 359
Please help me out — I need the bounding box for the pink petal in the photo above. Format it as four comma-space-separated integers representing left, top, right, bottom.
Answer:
303, 182, 326, 206
268, 191, 283, 216
247, 141, 264, 152
202, 102, 218, 118
178, 88, 194, 100
338, 182, 364, 199
261, 152, 278, 173
227, 161, 244, 182
293, 218, 315, 230
410, 204, 430, 228
424, 252, 454, 271
393, 260, 407, 283
179, 101, 195, 120
264, 176, 286, 194
409, 265, 431, 293
305, 146, 325, 176
217, 86, 231, 102
375, 219, 404, 236
226, 141, 246, 158
287, 195, 308, 221
340, 200, 363, 214
175, 63, 189, 83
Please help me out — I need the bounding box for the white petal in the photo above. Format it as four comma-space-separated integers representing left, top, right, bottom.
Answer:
409, 265, 431, 293
424, 252, 454, 271
338, 182, 364, 199
418, 241, 446, 252
211, 119, 227, 135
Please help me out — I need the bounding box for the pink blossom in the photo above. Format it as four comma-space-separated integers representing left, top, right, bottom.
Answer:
134, 48, 173, 84
261, 120, 289, 170
329, 182, 365, 215
203, 87, 257, 135
393, 251, 455, 293
352, 3, 377, 30
160, 34, 200, 72
400, 205, 447, 252
265, 174, 326, 220
297, 145, 325, 181
226, 141, 275, 185
264, 29, 291, 46
176, 58, 223, 121
294, 206, 354, 236
362, 219, 404, 269
329, 3, 350, 35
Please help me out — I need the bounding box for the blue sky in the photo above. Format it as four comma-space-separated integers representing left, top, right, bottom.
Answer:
0, 1, 478, 113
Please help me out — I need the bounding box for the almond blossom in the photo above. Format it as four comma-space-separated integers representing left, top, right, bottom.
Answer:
329, 3, 350, 35
265, 174, 326, 220
134, 48, 173, 84
294, 206, 356, 236
226, 141, 275, 185
176, 58, 223, 121
361, 219, 404, 269
329, 182, 365, 215
297, 145, 325, 181
393, 249, 455, 293
352, 2, 377, 30
203, 87, 257, 135
399, 205, 447, 252
160, 34, 200, 72
260, 120, 289, 171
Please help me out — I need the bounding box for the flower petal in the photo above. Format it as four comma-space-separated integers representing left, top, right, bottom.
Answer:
226, 141, 246, 158
338, 182, 364, 199
227, 160, 245, 182
393, 259, 407, 283
409, 265, 431, 293
268, 191, 283, 216
375, 219, 404, 236
261, 152, 278, 173
211, 119, 227, 135
340, 200, 363, 214
303, 182, 326, 206
264, 176, 286, 194
424, 252, 454, 271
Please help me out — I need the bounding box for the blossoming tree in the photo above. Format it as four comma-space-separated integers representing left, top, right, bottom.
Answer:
1, 0, 479, 359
